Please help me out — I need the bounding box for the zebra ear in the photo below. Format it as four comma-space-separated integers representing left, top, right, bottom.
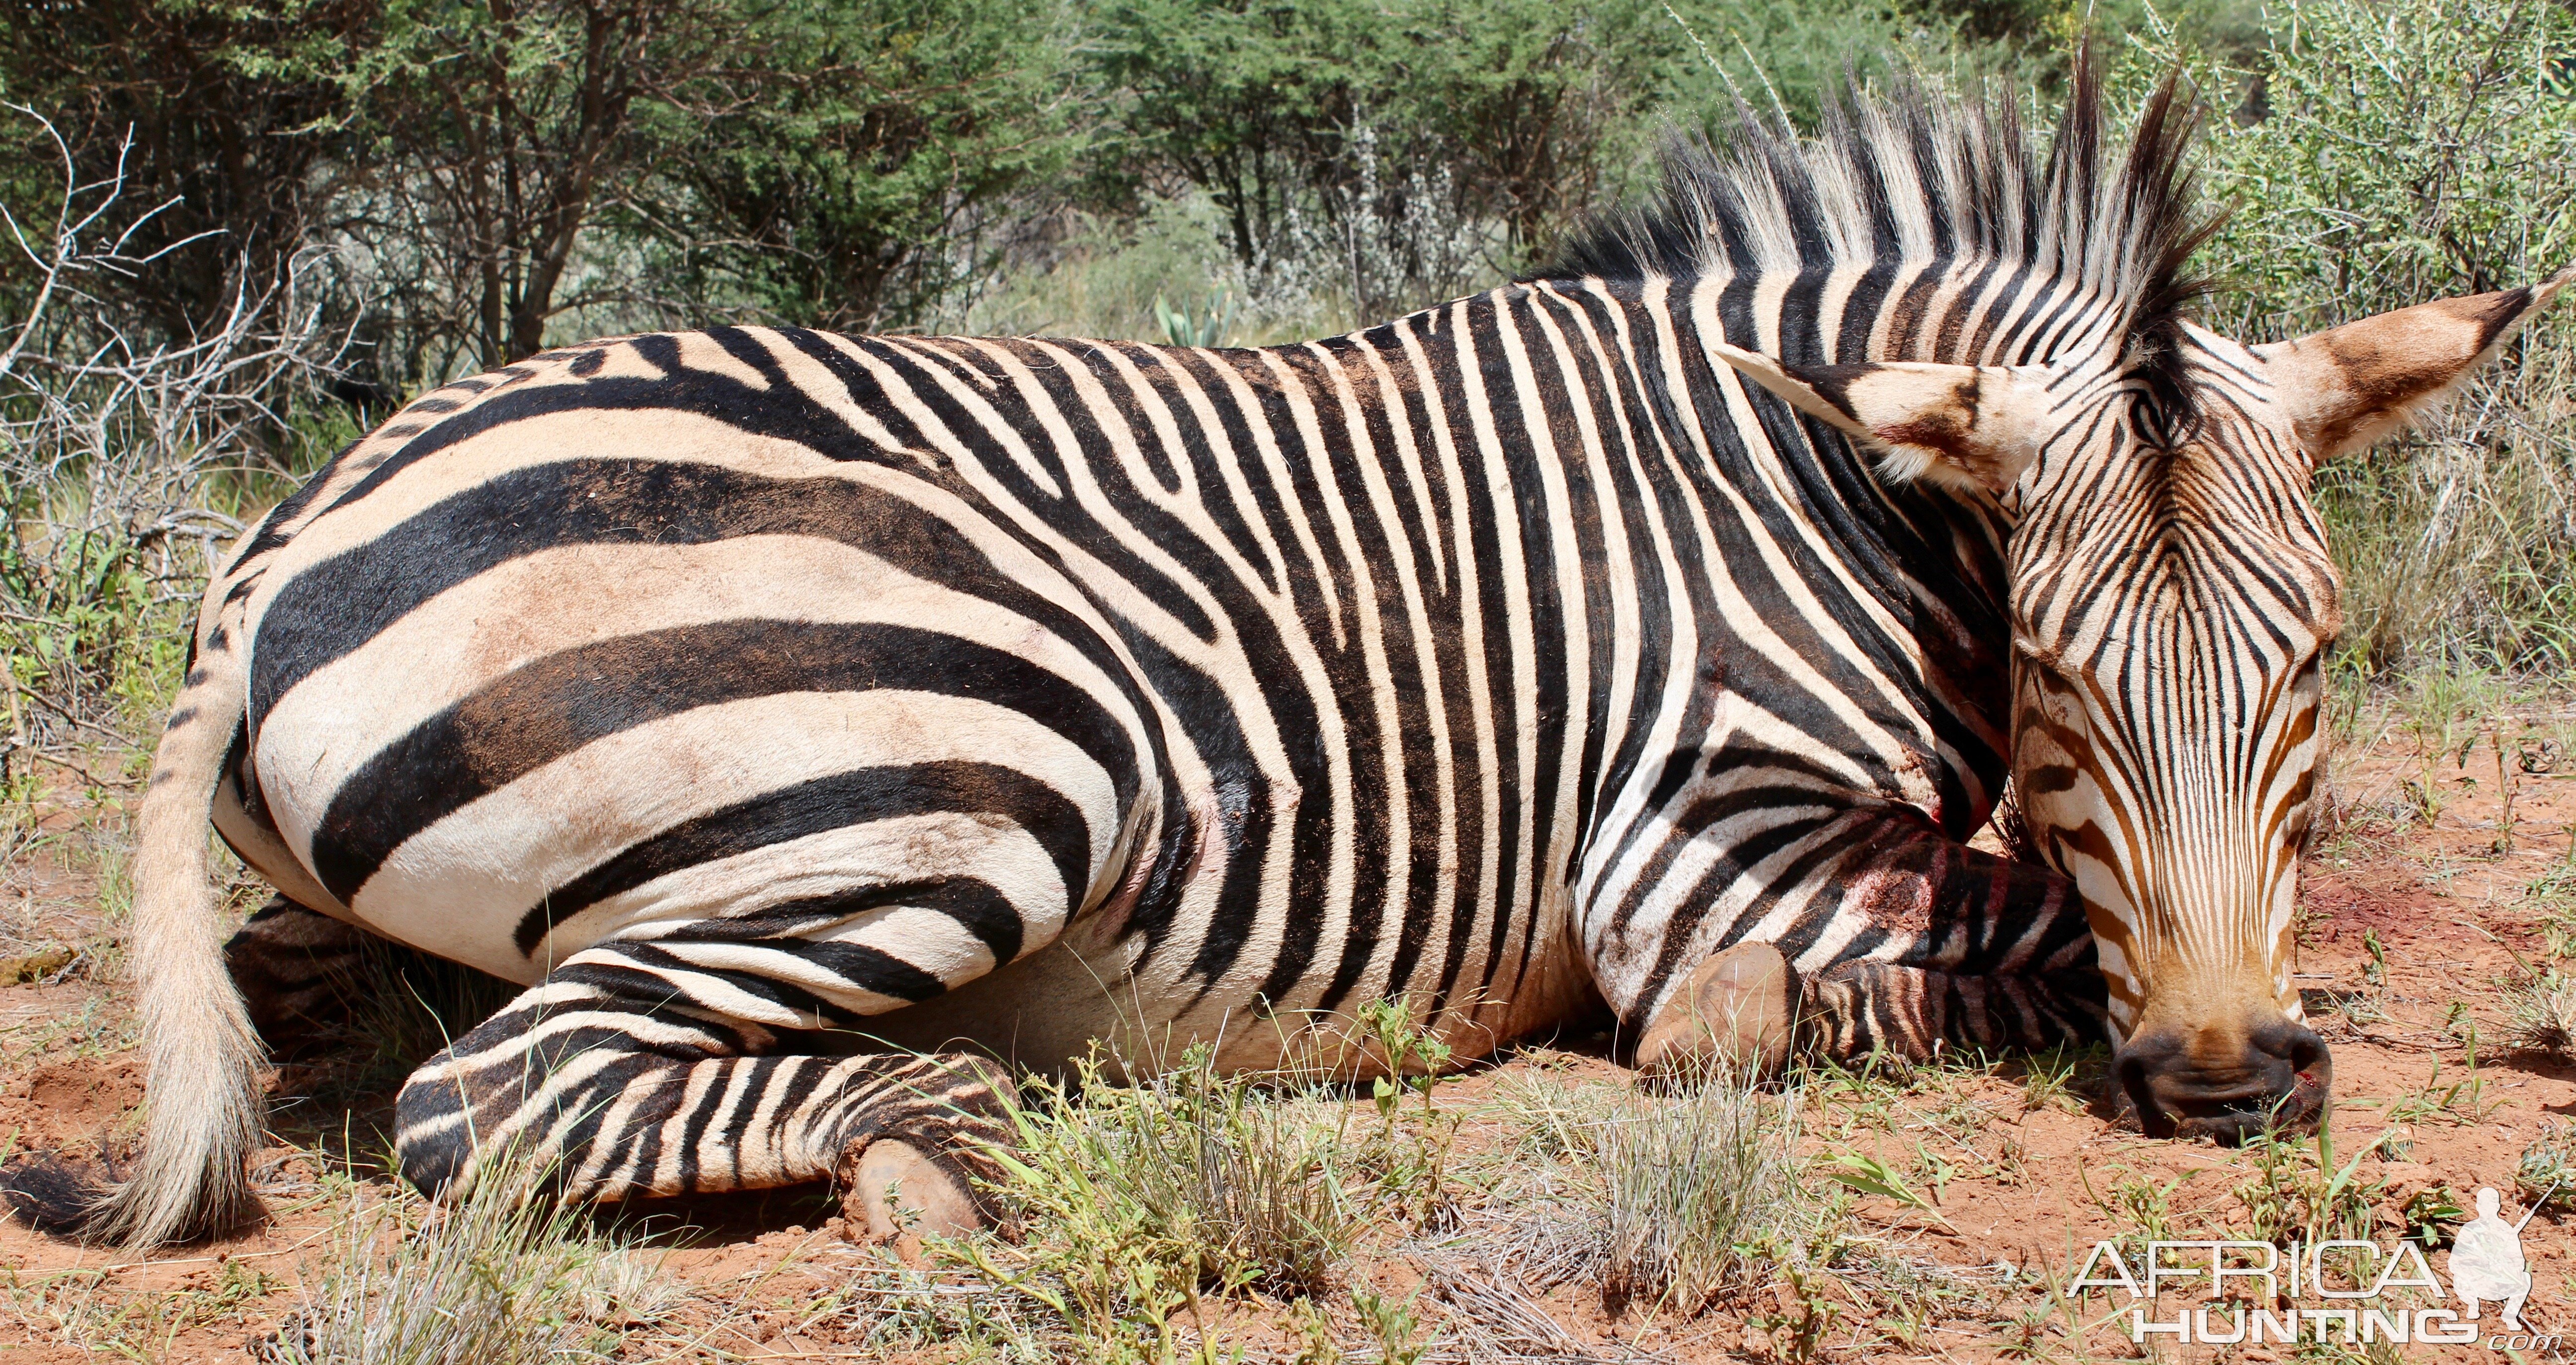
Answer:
1709, 342, 2056, 495
2254, 269, 2571, 464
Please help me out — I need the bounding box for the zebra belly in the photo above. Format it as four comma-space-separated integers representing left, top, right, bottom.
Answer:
853, 922, 1602, 1077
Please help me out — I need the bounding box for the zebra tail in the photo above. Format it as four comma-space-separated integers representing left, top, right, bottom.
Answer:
86, 633, 266, 1249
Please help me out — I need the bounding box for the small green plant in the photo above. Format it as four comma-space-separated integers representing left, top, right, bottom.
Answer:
1351, 1286, 1429, 1365
1288, 1296, 1343, 1365
2018, 1043, 2086, 1115
2532, 857, 2576, 956
1348, 997, 1462, 1225
2093, 1167, 2189, 1247
2399, 1185, 2468, 1248
2516, 1120, 2576, 1211
2236, 1124, 2381, 1248
2378, 1053, 2495, 1125
1746, 1255, 1842, 1362
1354, 997, 1454, 1117
1993, 1301, 2058, 1361
1817, 1149, 1952, 1231
1152, 289, 1239, 348
954, 1043, 1366, 1357
1873, 1298, 1930, 1348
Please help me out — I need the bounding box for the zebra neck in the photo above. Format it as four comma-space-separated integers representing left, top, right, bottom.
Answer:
1407, 276, 2017, 878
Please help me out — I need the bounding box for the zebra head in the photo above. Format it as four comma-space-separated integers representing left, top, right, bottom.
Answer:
1716, 269, 2568, 1139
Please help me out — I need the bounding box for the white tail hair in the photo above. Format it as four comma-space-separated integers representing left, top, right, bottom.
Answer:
89, 617, 266, 1248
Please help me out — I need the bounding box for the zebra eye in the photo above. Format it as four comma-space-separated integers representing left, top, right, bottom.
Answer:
2010, 632, 2051, 664
2015, 663, 2088, 730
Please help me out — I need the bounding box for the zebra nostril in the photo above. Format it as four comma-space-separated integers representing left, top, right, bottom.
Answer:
2265, 1022, 2333, 1129
2282, 1024, 2329, 1075
2116, 1022, 2333, 1143
2113, 1034, 2182, 1138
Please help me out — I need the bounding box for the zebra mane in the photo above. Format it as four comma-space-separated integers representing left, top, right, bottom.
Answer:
1542, 52, 2215, 402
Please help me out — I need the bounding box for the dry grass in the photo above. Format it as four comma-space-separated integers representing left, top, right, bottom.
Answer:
2503, 970, 2576, 1055
1448, 1068, 1819, 1320
1597, 1076, 1811, 1315
255, 1148, 679, 1365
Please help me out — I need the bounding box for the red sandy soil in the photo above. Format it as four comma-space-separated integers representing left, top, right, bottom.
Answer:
0, 709, 2571, 1362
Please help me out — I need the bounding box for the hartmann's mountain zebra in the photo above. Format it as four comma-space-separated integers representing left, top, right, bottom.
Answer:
49, 60, 2565, 1247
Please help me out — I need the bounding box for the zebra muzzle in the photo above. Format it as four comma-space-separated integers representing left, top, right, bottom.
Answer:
2115, 1019, 2332, 1143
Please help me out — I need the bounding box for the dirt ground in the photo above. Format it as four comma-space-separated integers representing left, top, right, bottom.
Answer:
1, 697, 2574, 1362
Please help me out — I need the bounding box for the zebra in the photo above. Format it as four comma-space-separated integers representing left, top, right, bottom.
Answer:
33, 58, 2563, 1249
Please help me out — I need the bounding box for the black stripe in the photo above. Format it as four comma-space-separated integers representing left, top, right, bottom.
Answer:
309, 621, 1131, 907
512, 763, 1086, 957
250, 455, 1137, 732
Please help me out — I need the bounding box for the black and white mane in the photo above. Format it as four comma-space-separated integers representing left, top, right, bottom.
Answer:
1542, 56, 2217, 412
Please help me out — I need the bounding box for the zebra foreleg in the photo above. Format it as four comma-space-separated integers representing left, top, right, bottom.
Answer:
1801, 961, 2110, 1061
1782, 807, 2110, 1063
1629, 804, 2111, 1076
390, 958, 1016, 1239
1635, 946, 2108, 1076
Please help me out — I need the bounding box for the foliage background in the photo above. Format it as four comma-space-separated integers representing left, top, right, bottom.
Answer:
0, 0, 2570, 782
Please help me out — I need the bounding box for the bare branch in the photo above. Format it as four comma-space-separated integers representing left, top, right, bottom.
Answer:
0, 106, 351, 761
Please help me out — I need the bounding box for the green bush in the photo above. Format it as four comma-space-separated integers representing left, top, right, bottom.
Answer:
2136, 0, 2576, 671
2148, 0, 2576, 326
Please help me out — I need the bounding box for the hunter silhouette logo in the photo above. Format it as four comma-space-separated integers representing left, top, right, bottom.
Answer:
2450, 1187, 2537, 1330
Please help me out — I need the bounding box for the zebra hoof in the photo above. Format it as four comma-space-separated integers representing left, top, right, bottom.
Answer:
1633, 941, 1800, 1084
840, 1139, 980, 1243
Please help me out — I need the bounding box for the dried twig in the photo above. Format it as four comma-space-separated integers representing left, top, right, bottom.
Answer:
0, 105, 348, 767
1423, 1255, 1656, 1364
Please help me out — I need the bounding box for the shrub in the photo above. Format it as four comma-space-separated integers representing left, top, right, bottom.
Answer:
0, 111, 344, 786
2134, 0, 2576, 670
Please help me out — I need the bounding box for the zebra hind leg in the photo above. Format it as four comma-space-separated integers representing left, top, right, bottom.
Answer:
222, 896, 376, 1058
390, 956, 1017, 1240
224, 898, 518, 1067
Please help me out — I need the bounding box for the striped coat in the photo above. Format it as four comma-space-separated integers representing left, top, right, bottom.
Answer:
165, 261, 2100, 1233
217, 293, 2093, 1065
